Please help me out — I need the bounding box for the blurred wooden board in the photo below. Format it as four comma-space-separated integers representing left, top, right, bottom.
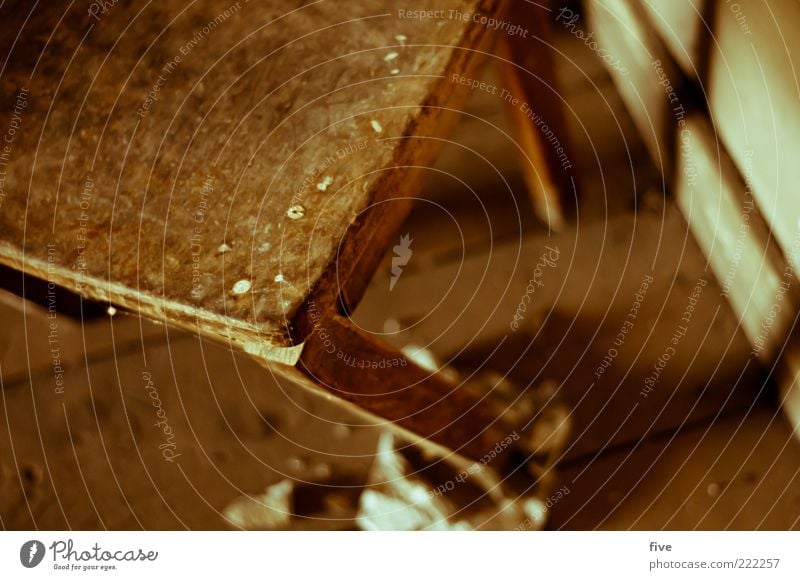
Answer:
0, 0, 499, 359
641, 0, 800, 278
629, 2, 800, 440
638, 0, 707, 79
674, 114, 800, 439
587, 0, 683, 180
674, 115, 798, 360
708, 0, 800, 277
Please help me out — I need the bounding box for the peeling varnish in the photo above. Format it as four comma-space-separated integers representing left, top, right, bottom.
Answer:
287, 204, 306, 219
231, 279, 252, 294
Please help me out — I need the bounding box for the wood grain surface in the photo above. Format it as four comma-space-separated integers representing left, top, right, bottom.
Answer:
0, 0, 500, 359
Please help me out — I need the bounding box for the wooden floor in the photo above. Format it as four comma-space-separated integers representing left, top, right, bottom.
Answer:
1, 8, 798, 530
2, 290, 798, 530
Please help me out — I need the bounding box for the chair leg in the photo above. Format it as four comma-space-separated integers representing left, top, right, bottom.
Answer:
496, 2, 577, 230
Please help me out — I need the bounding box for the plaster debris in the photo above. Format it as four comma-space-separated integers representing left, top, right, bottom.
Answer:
356, 432, 469, 531
316, 175, 333, 191
395, 34, 407, 44
384, 51, 399, 61
390, 68, 400, 75
223, 479, 293, 530
258, 242, 271, 252
232, 279, 252, 294
521, 497, 547, 531
274, 273, 285, 283
218, 243, 231, 254
370, 120, 383, 134
107, 306, 117, 316
287, 204, 306, 219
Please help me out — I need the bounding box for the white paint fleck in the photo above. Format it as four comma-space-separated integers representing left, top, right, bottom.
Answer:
370, 120, 383, 134
287, 204, 306, 219
395, 34, 407, 44
107, 306, 117, 316
316, 175, 333, 191
232, 279, 252, 294
218, 243, 231, 254
390, 68, 400, 75
384, 51, 399, 62
274, 273, 285, 283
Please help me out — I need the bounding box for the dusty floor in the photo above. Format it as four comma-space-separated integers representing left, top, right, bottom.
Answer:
1, 20, 799, 530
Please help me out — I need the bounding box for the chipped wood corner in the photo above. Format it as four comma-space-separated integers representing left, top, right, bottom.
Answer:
243, 339, 304, 367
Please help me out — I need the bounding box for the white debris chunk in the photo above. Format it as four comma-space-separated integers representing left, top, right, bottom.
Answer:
218, 243, 231, 254
274, 273, 285, 283
356, 432, 469, 531
370, 120, 383, 134
223, 479, 294, 530
521, 498, 547, 531
384, 51, 399, 61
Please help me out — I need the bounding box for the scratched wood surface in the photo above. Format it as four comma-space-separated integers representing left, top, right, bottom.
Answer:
0, 0, 500, 358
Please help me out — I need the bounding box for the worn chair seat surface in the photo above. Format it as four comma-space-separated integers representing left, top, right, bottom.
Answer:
0, 0, 497, 353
